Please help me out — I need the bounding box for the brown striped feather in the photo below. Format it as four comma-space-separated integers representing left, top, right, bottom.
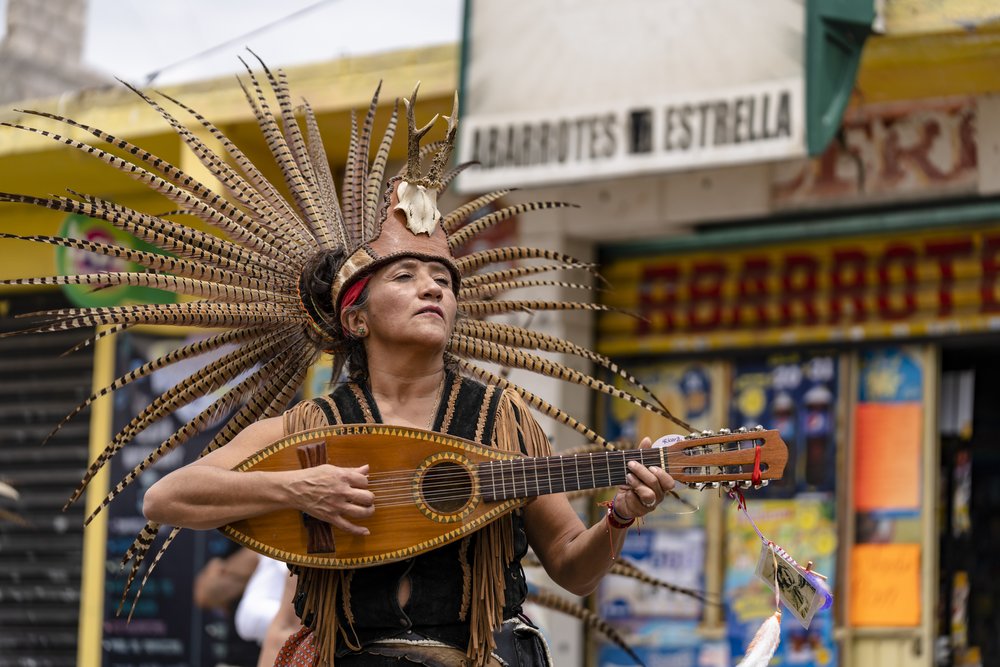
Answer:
365, 101, 398, 236
154, 90, 313, 248
301, 99, 346, 248
67, 334, 295, 508
43, 327, 268, 446
1, 120, 290, 266
453, 319, 683, 424
0, 231, 274, 292
609, 559, 717, 605
461, 262, 599, 287
441, 189, 512, 234
448, 202, 577, 250
459, 278, 597, 300
459, 299, 614, 317
454, 246, 591, 274
448, 334, 684, 426
236, 60, 323, 239
254, 60, 338, 249
1, 273, 294, 304
17, 106, 302, 264
86, 344, 307, 526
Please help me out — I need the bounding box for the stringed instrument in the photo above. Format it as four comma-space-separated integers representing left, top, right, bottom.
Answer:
223, 424, 786, 569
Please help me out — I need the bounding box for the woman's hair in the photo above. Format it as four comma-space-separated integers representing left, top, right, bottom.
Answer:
299, 249, 370, 382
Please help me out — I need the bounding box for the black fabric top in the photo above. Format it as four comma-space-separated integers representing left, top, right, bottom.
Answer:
294, 371, 529, 655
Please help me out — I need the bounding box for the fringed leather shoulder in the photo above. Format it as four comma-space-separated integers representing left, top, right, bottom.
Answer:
492, 388, 552, 459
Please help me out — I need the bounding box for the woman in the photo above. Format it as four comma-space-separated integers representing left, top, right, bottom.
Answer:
144, 215, 675, 667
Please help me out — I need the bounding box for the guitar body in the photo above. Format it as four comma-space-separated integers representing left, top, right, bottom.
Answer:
223, 424, 527, 569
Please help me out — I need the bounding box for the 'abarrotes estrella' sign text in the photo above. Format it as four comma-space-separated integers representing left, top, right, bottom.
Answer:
456, 79, 804, 192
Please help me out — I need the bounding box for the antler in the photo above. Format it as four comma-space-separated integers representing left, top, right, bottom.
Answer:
401, 83, 439, 184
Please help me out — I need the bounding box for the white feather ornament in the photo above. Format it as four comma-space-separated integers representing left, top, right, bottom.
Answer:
736, 610, 782, 667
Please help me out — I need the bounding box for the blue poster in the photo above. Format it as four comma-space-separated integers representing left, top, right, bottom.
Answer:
729, 353, 839, 496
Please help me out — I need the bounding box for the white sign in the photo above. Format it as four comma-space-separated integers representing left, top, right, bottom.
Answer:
457, 0, 806, 192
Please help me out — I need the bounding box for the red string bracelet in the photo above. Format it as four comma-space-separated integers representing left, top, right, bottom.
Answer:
598, 498, 636, 560
602, 498, 635, 530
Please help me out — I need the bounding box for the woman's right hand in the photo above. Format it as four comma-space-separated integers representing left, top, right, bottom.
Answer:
287, 464, 374, 535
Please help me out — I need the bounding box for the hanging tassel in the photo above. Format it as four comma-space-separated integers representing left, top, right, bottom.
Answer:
736, 610, 782, 667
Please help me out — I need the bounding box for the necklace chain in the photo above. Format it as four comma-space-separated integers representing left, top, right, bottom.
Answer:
426, 376, 445, 430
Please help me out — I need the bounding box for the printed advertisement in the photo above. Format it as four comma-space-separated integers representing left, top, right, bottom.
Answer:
729, 353, 839, 497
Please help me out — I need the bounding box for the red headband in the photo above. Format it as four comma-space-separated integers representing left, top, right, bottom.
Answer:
339, 276, 371, 312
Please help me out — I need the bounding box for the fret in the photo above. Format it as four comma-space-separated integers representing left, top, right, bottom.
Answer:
520, 458, 528, 498
573, 454, 580, 494
534, 457, 541, 497
659, 447, 666, 471
559, 455, 566, 494
499, 459, 507, 500
490, 461, 497, 502
605, 453, 612, 488
589, 452, 595, 489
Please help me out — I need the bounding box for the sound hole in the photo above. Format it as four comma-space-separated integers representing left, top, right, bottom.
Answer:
421, 461, 472, 514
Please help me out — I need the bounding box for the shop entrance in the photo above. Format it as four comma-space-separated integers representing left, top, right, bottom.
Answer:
937, 345, 1000, 667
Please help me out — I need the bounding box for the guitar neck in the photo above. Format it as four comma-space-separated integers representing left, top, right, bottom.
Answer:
477, 449, 667, 502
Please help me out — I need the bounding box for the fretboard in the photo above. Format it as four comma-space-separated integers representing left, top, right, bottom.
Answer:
477, 448, 668, 502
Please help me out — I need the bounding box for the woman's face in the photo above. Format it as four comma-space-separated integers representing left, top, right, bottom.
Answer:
348, 258, 457, 351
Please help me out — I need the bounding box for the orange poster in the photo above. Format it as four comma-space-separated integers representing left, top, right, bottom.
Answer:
849, 543, 921, 626
853, 402, 921, 511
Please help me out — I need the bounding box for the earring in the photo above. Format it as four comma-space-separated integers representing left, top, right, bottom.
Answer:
356, 325, 367, 338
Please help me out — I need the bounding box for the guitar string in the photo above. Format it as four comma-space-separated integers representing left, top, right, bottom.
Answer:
357, 440, 765, 483
357, 449, 765, 489
363, 463, 768, 506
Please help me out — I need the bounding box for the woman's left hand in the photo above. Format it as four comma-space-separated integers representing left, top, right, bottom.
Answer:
613, 436, 676, 519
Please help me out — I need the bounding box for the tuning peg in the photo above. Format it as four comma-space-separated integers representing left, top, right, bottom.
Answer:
687, 482, 706, 491
737, 426, 748, 434
738, 480, 752, 489
719, 428, 731, 435
753, 425, 765, 431
701, 429, 715, 437
704, 482, 719, 489
685, 432, 700, 439
757, 480, 769, 487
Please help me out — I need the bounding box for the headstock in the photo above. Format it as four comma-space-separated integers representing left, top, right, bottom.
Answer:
655, 426, 787, 490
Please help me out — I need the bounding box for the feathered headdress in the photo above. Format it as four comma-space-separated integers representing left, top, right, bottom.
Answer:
0, 56, 689, 610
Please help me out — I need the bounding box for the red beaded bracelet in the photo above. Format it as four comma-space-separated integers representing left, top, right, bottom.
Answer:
606, 500, 635, 530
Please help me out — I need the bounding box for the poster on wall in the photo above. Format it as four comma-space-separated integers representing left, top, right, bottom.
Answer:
854, 347, 924, 543
725, 498, 838, 666
600, 360, 717, 529
102, 333, 258, 667
729, 352, 839, 497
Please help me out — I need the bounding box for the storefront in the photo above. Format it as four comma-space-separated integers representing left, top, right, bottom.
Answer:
594, 206, 1000, 665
